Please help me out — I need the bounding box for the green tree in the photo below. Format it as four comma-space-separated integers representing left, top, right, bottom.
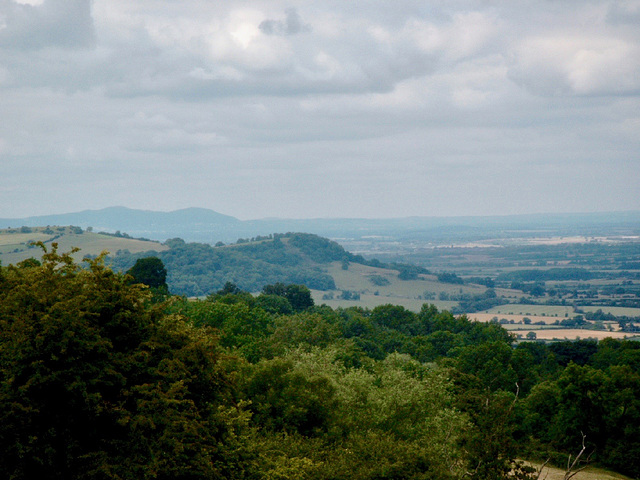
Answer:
0, 244, 249, 480
126, 256, 168, 290
262, 283, 314, 312
242, 358, 337, 437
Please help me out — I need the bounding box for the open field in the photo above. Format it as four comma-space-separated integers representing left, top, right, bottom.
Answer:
311, 290, 455, 312
327, 261, 487, 297
482, 304, 575, 318
0, 228, 167, 265
512, 328, 635, 341
523, 461, 633, 480
580, 306, 640, 317
0, 232, 52, 247
470, 313, 562, 325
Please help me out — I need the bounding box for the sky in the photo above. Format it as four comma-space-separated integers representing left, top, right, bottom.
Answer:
1, 0, 639, 220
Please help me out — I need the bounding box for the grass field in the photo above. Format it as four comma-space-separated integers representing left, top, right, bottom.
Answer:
0, 228, 167, 265
327, 261, 486, 297
524, 461, 633, 480
311, 290, 455, 312
469, 313, 560, 325
0, 232, 52, 247
482, 304, 575, 318
317, 261, 490, 312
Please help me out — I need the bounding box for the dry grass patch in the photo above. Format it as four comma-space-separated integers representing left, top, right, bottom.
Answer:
524, 461, 632, 480
519, 329, 635, 341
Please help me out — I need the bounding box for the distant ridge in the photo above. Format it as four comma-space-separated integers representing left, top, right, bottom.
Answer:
0, 207, 241, 242
0, 207, 638, 243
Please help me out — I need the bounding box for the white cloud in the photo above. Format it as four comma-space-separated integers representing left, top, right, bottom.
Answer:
509, 35, 640, 96
0, 0, 94, 50
0, 0, 638, 219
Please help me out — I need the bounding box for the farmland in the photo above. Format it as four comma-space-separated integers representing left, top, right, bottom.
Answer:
0, 226, 168, 265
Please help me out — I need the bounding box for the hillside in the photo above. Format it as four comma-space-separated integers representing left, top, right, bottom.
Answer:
0, 226, 483, 302
109, 232, 414, 297
0, 226, 168, 266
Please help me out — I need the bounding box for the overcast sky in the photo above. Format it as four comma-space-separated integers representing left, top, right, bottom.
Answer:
1, 0, 639, 219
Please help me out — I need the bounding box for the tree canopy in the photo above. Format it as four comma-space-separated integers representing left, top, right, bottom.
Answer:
0, 244, 247, 480
126, 255, 168, 290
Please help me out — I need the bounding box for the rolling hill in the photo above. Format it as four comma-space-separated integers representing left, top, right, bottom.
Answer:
0, 226, 492, 306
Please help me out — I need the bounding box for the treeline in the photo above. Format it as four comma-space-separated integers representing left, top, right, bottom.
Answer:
496, 268, 597, 283
2, 246, 639, 479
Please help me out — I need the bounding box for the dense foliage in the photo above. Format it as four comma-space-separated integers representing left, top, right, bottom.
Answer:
109, 233, 428, 297
0, 245, 248, 479
2, 246, 639, 479
109, 233, 349, 296
126, 256, 168, 289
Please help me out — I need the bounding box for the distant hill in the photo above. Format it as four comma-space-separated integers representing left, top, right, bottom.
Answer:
109, 233, 356, 297
1, 207, 639, 244
107, 232, 498, 308
0, 207, 241, 243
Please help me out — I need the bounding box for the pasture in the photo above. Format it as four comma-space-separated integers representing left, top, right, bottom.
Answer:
327, 261, 487, 297
311, 290, 456, 312
469, 313, 560, 325
0, 227, 167, 265
482, 304, 575, 318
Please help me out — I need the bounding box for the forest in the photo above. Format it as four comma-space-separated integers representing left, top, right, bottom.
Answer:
1, 243, 639, 480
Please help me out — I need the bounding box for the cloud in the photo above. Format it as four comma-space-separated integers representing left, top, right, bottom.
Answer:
0, 0, 639, 219
259, 7, 310, 36
0, 0, 94, 50
508, 35, 640, 96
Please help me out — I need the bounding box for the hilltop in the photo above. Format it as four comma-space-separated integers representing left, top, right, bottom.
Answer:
109, 232, 463, 301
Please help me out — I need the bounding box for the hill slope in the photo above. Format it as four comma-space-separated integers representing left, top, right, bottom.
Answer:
0, 226, 167, 265
109, 233, 353, 297
107, 233, 493, 305
1, 227, 491, 305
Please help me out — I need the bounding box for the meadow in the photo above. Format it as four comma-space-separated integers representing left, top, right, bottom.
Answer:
0, 227, 167, 265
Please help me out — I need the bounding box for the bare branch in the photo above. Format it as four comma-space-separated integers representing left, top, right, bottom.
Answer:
564, 432, 593, 480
